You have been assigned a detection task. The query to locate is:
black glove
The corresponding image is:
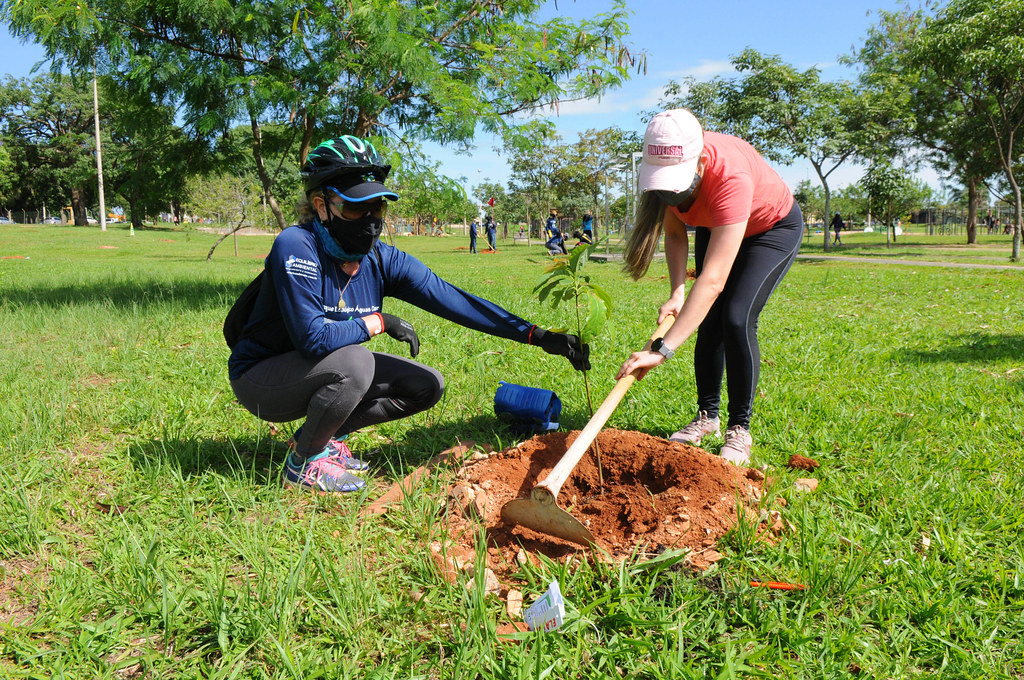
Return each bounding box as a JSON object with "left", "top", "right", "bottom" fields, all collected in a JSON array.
[
  {"left": 380, "top": 313, "right": 420, "bottom": 358},
  {"left": 530, "top": 327, "right": 591, "bottom": 371}
]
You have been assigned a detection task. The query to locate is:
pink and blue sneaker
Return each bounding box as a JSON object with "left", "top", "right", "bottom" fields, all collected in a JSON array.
[
  {"left": 283, "top": 449, "right": 366, "bottom": 493},
  {"left": 287, "top": 434, "right": 369, "bottom": 471}
]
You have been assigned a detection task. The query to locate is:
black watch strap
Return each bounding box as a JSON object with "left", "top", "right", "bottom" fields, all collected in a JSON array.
[{"left": 651, "top": 337, "right": 675, "bottom": 361}]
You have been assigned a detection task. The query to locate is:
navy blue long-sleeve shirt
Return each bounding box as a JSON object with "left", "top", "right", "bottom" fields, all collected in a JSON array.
[
  {"left": 545, "top": 216, "right": 561, "bottom": 240},
  {"left": 228, "top": 223, "right": 534, "bottom": 380}
]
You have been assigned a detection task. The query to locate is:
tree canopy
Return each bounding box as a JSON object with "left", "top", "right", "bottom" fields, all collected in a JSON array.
[{"left": 2, "top": 0, "right": 643, "bottom": 230}]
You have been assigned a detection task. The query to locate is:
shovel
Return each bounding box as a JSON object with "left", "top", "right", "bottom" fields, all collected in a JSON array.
[{"left": 499, "top": 316, "right": 676, "bottom": 547}]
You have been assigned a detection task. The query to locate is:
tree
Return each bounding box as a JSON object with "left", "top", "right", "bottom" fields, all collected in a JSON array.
[
  {"left": 102, "top": 83, "right": 208, "bottom": 230},
  {"left": 856, "top": 7, "right": 992, "bottom": 245},
  {"left": 0, "top": 142, "right": 15, "bottom": 215},
  {"left": 793, "top": 180, "right": 824, "bottom": 228},
  {"left": 861, "top": 161, "right": 913, "bottom": 245},
  {"left": 857, "top": 1, "right": 1024, "bottom": 258},
  {"left": 184, "top": 173, "right": 265, "bottom": 259},
  {"left": 506, "top": 128, "right": 563, "bottom": 237},
  {"left": 4, "top": 0, "right": 641, "bottom": 232},
  {"left": 0, "top": 74, "right": 99, "bottom": 223},
  {"left": 908, "top": 0, "right": 1024, "bottom": 261},
  {"left": 390, "top": 154, "right": 473, "bottom": 235},
  {"left": 563, "top": 127, "right": 637, "bottom": 235}
]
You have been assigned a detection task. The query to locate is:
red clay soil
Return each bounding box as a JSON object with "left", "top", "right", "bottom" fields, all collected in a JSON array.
[
  {"left": 441, "top": 429, "right": 765, "bottom": 581},
  {"left": 787, "top": 453, "right": 820, "bottom": 471}
]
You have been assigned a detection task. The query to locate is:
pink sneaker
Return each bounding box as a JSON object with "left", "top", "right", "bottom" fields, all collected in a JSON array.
[
  {"left": 720, "top": 426, "right": 752, "bottom": 466},
  {"left": 669, "top": 411, "right": 720, "bottom": 445}
]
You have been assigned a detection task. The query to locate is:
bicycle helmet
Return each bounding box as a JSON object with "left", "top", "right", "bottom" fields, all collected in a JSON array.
[{"left": 300, "top": 135, "right": 396, "bottom": 198}]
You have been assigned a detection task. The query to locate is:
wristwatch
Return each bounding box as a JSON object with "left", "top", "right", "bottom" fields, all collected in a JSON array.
[{"left": 650, "top": 337, "right": 675, "bottom": 361}]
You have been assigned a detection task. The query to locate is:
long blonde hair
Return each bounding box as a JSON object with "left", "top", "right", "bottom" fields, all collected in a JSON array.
[{"left": 622, "top": 192, "right": 666, "bottom": 280}]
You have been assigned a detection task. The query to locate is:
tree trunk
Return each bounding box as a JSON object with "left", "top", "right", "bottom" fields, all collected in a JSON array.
[
  {"left": 298, "top": 109, "right": 317, "bottom": 168},
  {"left": 812, "top": 163, "right": 831, "bottom": 253},
  {"left": 70, "top": 186, "right": 89, "bottom": 226},
  {"left": 128, "top": 160, "right": 145, "bottom": 231},
  {"left": 1010, "top": 173, "right": 1022, "bottom": 262},
  {"left": 966, "top": 177, "right": 978, "bottom": 244},
  {"left": 126, "top": 195, "right": 141, "bottom": 230},
  {"left": 248, "top": 115, "right": 287, "bottom": 231},
  {"left": 822, "top": 188, "right": 832, "bottom": 254}
]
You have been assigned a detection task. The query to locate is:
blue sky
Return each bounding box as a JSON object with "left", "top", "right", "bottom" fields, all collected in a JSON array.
[{"left": 2, "top": 0, "right": 936, "bottom": 197}]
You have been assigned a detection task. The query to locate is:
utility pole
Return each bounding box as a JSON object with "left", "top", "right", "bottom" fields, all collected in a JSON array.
[
  {"left": 92, "top": 60, "right": 107, "bottom": 233},
  {"left": 604, "top": 173, "right": 610, "bottom": 256}
]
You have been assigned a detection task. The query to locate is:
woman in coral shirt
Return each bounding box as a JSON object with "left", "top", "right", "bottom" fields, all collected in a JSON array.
[{"left": 617, "top": 109, "right": 804, "bottom": 466}]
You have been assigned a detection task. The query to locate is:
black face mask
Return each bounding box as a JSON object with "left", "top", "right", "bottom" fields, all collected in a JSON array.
[{"left": 323, "top": 212, "right": 383, "bottom": 261}]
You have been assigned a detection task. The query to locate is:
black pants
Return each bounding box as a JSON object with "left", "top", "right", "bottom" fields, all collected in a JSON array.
[
  {"left": 692, "top": 201, "right": 803, "bottom": 429},
  {"left": 230, "top": 345, "right": 444, "bottom": 459}
]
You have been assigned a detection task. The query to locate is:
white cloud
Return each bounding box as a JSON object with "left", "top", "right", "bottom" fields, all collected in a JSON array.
[{"left": 666, "top": 59, "right": 737, "bottom": 80}]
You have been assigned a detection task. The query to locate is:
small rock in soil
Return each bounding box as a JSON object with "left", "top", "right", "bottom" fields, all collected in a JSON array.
[
  {"left": 794, "top": 478, "right": 819, "bottom": 493},
  {"left": 506, "top": 589, "right": 523, "bottom": 618}
]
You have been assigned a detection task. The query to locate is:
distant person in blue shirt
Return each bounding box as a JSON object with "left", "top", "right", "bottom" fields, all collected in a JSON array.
[
  {"left": 469, "top": 219, "right": 479, "bottom": 254},
  {"left": 484, "top": 214, "right": 497, "bottom": 251},
  {"left": 228, "top": 136, "right": 590, "bottom": 493},
  {"left": 581, "top": 210, "right": 594, "bottom": 244},
  {"left": 545, "top": 209, "right": 567, "bottom": 255}
]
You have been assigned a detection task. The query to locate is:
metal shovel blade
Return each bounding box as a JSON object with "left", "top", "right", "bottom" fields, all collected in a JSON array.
[{"left": 499, "top": 486, "right": 596, "bottom": 547}]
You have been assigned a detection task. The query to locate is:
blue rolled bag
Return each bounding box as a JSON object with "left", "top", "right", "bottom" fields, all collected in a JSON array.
[{"left": 493, "top": 381, "right": 561, "bottom": 433}]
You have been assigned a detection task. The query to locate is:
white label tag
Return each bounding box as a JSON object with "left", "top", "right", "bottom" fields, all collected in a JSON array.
[{"left": 523, "top": 580, "right": 565, "bottom": 632}]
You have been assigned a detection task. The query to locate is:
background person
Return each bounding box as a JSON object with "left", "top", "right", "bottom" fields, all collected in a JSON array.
[
  {"left": 830, "top": 211, "right": 845, "bottom": 245},
  {"left": 228, "top": 135, "right": 590, "bottom": 493},
  {"left": 545, "top": 209, "right": 567, "bottom": 254},
  {"left": 581, "top": 210, "right": 595, "bottom": 244},
  {"left": 469, "top": 218, "right": 479, "bottom": 254},
  {"left": 484, "top": 214, "right": 497, "bottom": 251},
  {"left": 616, "top": 109, "right": 803, "bottom": 466}
]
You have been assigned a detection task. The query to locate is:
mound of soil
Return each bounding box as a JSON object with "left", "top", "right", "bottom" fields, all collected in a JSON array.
[{"left": 440, "top": 429, "right": 765, "bottom": 581}]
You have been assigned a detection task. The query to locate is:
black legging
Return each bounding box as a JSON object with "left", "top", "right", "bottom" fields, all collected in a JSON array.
[
  {"left": 230, "top": 345, "right": 444, "bottom": 459},
  {"left": 692, "top": 201, "right": 803, "bottom": 429}
]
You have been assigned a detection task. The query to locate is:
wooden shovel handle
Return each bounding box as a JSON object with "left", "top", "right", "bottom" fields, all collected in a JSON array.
[{"left": 535, "top": 315, "right": 677, "bottom": 499}]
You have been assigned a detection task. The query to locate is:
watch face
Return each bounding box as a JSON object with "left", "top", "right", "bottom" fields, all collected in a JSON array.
[{"left": 652, "top": 338, "right": 664, "bottom": 351}]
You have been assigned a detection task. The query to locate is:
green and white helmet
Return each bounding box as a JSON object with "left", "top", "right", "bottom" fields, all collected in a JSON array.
[{"left": 300, "top": 135, "right": 393, "bottom": 194}]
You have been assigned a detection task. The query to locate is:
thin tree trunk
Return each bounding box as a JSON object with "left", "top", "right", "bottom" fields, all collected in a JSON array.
[
  {"left": 814, "top": 163, "right": 831, "bottom": 254},
  {"left": 298, "top": 110, "right": 317, "bottom": 169},
  {"left": 1010, "top": 173, "right": 1022, "bottom": 262},
  {"left": 966, "top": 177, "right": 978, "bottom": 244},
  {"left": 248, "top": 115, "right": 287, "bottom": 231}
]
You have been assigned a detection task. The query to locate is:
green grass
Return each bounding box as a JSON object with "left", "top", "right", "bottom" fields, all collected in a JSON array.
[{"left": 1, "top": 224, "right": 1023, "bottom": 678}]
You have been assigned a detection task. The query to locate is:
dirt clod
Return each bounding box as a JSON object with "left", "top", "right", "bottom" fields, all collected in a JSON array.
[{"left": 788, "top": 454, "right": 820, "bottom": 471}]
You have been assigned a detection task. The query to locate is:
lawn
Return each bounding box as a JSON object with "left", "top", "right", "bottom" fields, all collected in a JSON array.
[{"left": 1, "top": 224, "right": 1022, "bottom": 678}]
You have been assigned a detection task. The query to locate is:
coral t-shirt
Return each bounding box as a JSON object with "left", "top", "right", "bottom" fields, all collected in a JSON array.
[{"left": 670, "top": 132, "right": 794, "bottom": 237}]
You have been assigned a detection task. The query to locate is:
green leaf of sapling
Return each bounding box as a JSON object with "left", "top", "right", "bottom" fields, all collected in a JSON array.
[
  {"left": 589, "top": 284, "right": 614, "bottom": 313},
  {"left": 582, "top": 296, "right": 608, "bottom": 343}
]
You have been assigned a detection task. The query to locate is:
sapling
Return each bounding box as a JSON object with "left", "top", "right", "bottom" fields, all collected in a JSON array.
[{"left": 533, "top": 241, "right": 612, "bottom": 485}]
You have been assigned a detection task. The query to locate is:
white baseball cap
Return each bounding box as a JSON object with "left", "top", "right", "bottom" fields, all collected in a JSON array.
[{"left": 637, "top": 109, "right": 704, "bottom": 193}]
